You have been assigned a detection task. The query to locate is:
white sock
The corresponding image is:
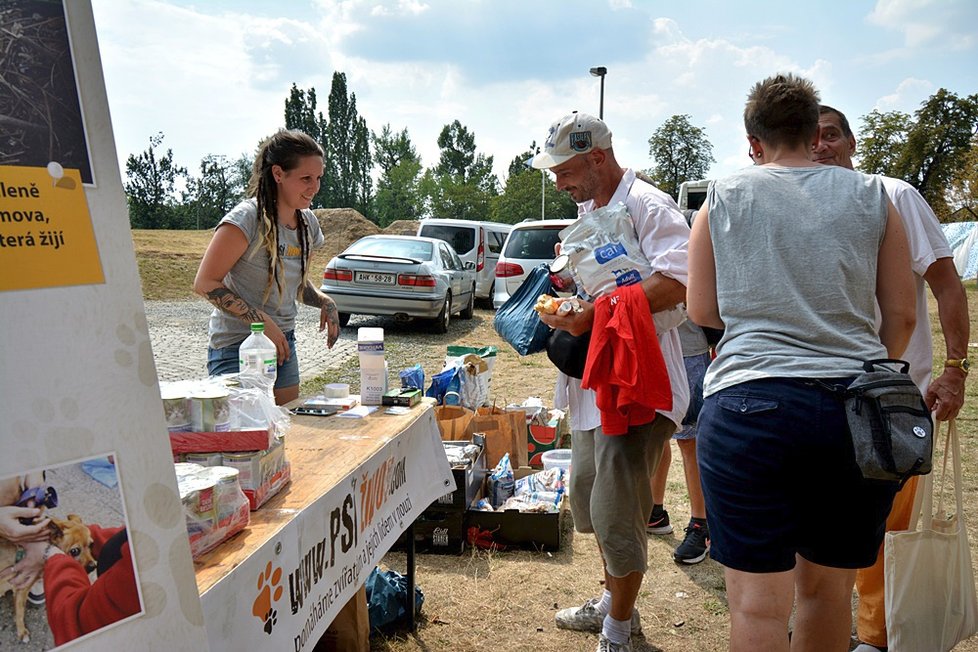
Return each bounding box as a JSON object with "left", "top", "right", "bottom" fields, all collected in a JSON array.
[
  {"left": 602, "top": 614, "right": 631, "bottom": 644},
  {"left": 595, "top": 589, "right": 613, "bottom": 615}
]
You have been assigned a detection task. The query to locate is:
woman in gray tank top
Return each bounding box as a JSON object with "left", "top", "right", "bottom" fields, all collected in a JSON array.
[{"left": 686, "top": 74, "right": 916, "bottom": 651}]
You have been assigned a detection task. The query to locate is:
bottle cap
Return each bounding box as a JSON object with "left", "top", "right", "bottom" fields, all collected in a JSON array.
[{"left": 250, "top": 323, "right": 264, "bottom": 332}]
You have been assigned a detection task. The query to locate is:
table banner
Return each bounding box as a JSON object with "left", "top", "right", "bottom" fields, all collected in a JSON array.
[{"left": 201, "top": 409, "right": 453, "bottom": 651}]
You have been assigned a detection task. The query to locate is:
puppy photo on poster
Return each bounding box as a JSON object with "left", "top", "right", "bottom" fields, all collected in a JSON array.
[{"left": 0, "top": 454, "right": 144, "bottom": 649}]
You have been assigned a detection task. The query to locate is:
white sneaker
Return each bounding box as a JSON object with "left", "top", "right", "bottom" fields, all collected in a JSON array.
[
  {"left": 852, "top": 644, "right": 886, "bottom": 652},
  {"left": 554, "top": 598, "right": 641, "bottom": 635}
]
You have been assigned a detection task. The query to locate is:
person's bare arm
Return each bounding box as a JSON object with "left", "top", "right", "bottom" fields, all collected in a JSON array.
[
  {"left": 686, "top": 205, "right": 722, "bottom": 329},
  {"left": 922, "top": 257, "right": 969, "bottom": 420},
  {"left": 876, "top": 199, "right": 916, "bottom": 358},
  {"left": 193, "top": 224, "right": 289, "bottom": 362},
  {"left": 640, "top": 273, "right": 686, "bottom": 314},
  {"left": 301, "top": 280, "right": 341, "bottom": 348}
]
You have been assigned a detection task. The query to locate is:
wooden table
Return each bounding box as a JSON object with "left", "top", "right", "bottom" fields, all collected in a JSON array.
[{"left": 194, "top": 398, "right": 452, "bottom": 651}]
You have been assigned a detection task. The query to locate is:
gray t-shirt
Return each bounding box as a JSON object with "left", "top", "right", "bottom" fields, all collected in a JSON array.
[
  {"left": 208, "top": 199, "right": 324, "bottom": 349},
  {"left": 703, "top": 165, "right": 889, "bottom": 396},
  {"left": 678, "top": 319, "right": 710, "bottom": 357}
]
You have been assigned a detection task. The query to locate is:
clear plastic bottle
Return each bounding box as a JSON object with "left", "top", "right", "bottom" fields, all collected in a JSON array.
[{"left": 238, "top": 322, "right": 277, "bottom": 395}]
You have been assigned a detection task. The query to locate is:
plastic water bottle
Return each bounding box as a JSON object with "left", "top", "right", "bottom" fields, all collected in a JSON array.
[{"left": 238, "top": 322, "right": 276, "bottom": 396}]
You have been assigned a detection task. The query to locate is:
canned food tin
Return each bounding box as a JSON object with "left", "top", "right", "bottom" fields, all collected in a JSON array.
[
  {"left": 549, "top": 254, "right": 577, "bottom": 293},
  {"left": 178, "top": 476, "right": 217, "bottom": 534},
  {"left": 190, "top": 386, "right": 231, "bottom": 432},
  {"left": 173, "top": 462, "right": 203, "bottom": 481},
  {"left": 184, "top": 452, "right": 223, "bottom": 467},
  {"left": 209, "top": 466, "right": 242, "bottom": 522},
  {"left": 160, "top": 386, "right": 192, "bottom": 432},
  {"left": 222, "top": 451, "right": 262, "bottom": 490}
]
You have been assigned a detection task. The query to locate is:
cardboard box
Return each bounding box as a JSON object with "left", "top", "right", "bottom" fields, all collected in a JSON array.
[
  {"left": 466, "top": 467, "right": 566, "bottom": 551},
  {"left": 394, "top": 506, "right": 466, "bottom": 554},
  {"left": 434, "top": 440, "right": 486, "bottom": 509},
  {"left": 169, "top": 428, "right": 273, "bottom": 455}
]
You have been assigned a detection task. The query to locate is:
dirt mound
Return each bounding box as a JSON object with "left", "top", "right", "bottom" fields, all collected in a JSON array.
[
  {"left": 312, "top": 208, "right": 380, "bottom": 263},
  {"left": 383, "top": 219, "right": 420, "bottom": 235}
]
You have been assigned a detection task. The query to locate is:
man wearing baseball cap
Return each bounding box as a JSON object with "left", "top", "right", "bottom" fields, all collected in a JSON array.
[{"left": 534, "top": 112, "right": 691, "bottom": 652}]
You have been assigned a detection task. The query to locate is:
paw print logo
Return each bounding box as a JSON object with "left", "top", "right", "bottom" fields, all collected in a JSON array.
[{"left": 252, "top": 561, "right": 284, "bottom": 635}]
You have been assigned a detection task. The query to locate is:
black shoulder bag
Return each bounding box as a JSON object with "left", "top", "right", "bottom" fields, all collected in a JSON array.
[{"left": 844, "top": 359, "right": 933, "bottom": 484}]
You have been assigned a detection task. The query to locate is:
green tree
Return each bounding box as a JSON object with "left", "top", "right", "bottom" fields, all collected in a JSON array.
[
  {"left": 855, "top": 109, "right": 912, "bottom": 175},
  {"left": 421, "top": 120, "right": 498, "bottom": 221},
  {"left": 858, "top": 90, "right": 978, "bottom": 219},
  {"left": 124, "top": 132, "right": 187, "bottom": 229},
  {"left": 490, "top": 146, "right": 576, "bottom": 223},
  {"left": 325, "top": 72, "right": 372, "bottom": 213},
  {"left": 947, "top": 135, "right": 978, "bottom": 219},
  {"left": 646, "top": 114, "right": 715, "bottom": 200},
  {"left": 372, "top": 125, "right": 422, "bottom": 226},
  {"left": 284, "top": 84, "right": 329, "bottom": 207},
  {"left": 182, "top": 155, "right": 245, "bottom": 229}
]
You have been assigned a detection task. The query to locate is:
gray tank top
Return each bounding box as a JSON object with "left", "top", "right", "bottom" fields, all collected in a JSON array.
[
  {"left": 703, "top": 165, "right": 889, "bottom": 396},
  {"left": 207, "top": 199, "right": 324, "bottom": 349}
]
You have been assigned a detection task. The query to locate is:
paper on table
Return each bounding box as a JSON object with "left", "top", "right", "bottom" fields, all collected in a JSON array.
[{"left": 337, "top": 405, "right": 378, "bottom": 418}]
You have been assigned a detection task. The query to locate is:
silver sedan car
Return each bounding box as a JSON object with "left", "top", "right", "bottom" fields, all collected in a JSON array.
[{"left": 321, "top": 235, "right": 476, "bottom": 333}]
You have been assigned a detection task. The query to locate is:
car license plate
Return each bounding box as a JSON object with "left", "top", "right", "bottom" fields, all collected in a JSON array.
[{"left": 355, "top": 271, "right": 395, "bottom": 285}]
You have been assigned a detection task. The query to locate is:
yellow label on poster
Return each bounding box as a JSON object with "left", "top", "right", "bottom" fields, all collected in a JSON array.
[{"left": 0, "top": 165, "right": 104, "bottom": 292}]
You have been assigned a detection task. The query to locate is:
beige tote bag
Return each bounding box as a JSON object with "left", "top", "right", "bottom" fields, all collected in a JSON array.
[{"left": 885, "top": 419, "right": 978, "bottom": 651}]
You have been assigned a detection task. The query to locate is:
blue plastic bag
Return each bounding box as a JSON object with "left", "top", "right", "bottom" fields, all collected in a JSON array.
[
  {"left": 425, "top": 365, "right": 461, "bottom": 404},
  {"left": 493, "top": 264, "right": 553, "bottom": 356},
  {"left": 364, "top": 567, "right": 424, "bottom": 634},
  {"left": 399, "top": 364, "right": 425, "bottom": 390}
]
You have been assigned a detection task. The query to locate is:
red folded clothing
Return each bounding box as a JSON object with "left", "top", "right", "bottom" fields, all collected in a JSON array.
[{"left": 582, "top": 283, "right": 672, "bottom": 435}]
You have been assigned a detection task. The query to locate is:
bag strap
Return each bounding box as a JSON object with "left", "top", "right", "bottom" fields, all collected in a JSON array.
[
  {"left": 919, "top": 418, "right": 964, "bottom": 531},
  {"left": 862, "top": 358, "right": 911, "bottom": 374}
]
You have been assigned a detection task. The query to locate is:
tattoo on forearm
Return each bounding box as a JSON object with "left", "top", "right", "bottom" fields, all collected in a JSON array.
[
  {"left": 206, "top": 287, "right": 263, "bottom": 324},
  {"left": 302, "top": 282, "right": 324, "bottom": 308}
]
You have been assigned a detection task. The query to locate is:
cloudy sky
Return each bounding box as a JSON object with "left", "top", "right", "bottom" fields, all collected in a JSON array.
[{"left": 89, "top": 0, "right": 977, "bottom": 191}]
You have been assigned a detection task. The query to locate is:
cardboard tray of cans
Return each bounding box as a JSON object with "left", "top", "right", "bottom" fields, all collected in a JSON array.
[
  {"left": 169, "top": 428, "right": 274, "bottom": 455},
  {"left": 221, "top": 436, "right": 291, "bottom": 510}
]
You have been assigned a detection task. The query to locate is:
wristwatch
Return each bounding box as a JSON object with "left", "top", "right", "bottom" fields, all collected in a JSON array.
[{"left": 945, "top": 358, "right": 970, "bottom": 374}]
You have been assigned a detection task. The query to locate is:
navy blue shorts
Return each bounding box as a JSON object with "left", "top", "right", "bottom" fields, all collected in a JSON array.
[
  {"left": 697, "top": 377, "right": 898, "bottom": 573},
  {"left": 207, "top": 330, "right": 299, "bottom": 389}
]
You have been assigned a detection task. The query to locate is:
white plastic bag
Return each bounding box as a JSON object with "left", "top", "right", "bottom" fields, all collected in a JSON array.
[
  {"left": 885, "top": 419, "right": 978, "bottom": 652},
  {"left": 559, "top": 202, "right": 650, "bottom": 297},
  {"left": 559, "top": 201, "right": 686, "bottom": 332}
]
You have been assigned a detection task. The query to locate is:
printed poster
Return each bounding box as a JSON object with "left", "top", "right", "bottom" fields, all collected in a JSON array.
[{"left": 0, "top": 2, "right": 209, "bottom": 650}]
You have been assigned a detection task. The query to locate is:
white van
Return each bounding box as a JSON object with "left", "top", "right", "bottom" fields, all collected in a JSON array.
[
  {"left": 678, "top": 179, "right": 711, "bottom": 211},
  {"left": 417, "top": 219, "right": 512, "bottom": 300}
]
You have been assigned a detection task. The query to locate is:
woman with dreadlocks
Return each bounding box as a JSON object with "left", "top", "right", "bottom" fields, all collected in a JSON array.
[{"left": 194, "top": 129, "right": 340, "bottom": 406}]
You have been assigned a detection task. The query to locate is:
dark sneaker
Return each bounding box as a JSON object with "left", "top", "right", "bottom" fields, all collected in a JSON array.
[
  {"left": 646, "top": 509, "right": 673, "bottom": 535},
  {"left": 673, "top": 521, "right": 710, "bottom": 564},
  {"left": 555, "top": 598, "right": 641, "bottom": 635},
  {"left": 596, "top": 633, "right": 632, "bottom": 652}
]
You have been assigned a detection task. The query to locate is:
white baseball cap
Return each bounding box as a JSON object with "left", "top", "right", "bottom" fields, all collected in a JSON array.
[{"left": 530, "top": 112, "right": 613, "bottom": 169}]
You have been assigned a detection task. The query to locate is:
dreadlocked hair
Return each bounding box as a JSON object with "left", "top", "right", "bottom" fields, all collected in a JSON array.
[{"left": 246, "top": 129, "right": 324, "bottom": 305}]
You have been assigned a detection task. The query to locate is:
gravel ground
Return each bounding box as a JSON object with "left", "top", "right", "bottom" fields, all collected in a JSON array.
[{"left": 145, "top": 299, "right": 359, "bottom": 382}]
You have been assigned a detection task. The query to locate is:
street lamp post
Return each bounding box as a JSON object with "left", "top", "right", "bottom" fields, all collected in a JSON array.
[{"left": 589, "top": 66, "right": 607, "bottom": 119}]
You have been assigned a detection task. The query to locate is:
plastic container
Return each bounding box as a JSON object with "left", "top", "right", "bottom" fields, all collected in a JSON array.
[
  {"left": 541, "top": 449, "right": 572, "bottom": 474},
  {"left": 238, "top": 323, "right": 276, "bottom": 395}
]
